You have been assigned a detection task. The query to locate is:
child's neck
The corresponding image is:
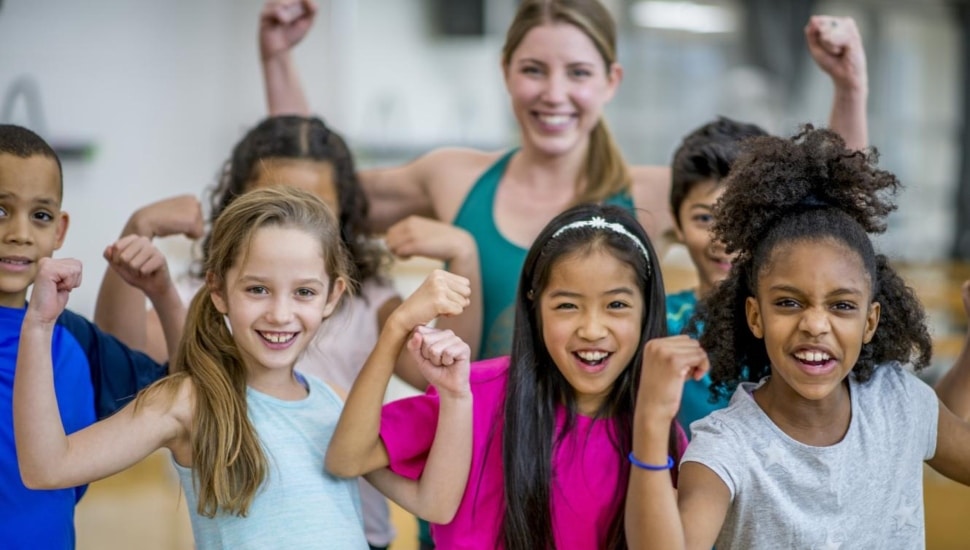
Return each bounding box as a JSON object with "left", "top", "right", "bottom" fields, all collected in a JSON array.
[
  {"left": 752, "top": 378, "right": 852, "bottom": 447},
  {"left": 246, "top": 367, "right": 308, "bottom": 401},
  {"left": 0, "top": 291, "right": 28, "bottom": 309}
]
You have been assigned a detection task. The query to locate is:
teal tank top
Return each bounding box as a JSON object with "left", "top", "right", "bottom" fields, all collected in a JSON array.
[
  {"left": 665, "top": 288, "right": 730, "bottom": 438},
  {"left": 453, "top": 149, "right": 635, "bottom": 359}
]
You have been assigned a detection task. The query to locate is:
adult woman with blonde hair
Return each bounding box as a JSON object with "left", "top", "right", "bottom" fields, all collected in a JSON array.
[{"left": 260, "top": 0, "right": 867, "bottom": 364}]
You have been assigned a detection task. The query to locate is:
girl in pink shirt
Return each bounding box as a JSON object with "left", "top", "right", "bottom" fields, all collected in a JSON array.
[{"left": 327, "top": 203, "right": 687, "bottom": 549}]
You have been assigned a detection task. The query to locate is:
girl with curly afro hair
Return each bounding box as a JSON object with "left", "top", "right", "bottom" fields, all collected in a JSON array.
[{"left": 626, "top": 126, "right": 970, "bottom": 549}]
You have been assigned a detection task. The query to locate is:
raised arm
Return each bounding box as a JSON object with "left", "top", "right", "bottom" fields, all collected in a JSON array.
[
  {"left": 94, "top": 194, "right": 203, "bottom": 362},
  {"left": 385, "top": 215, "right": 483, "bottom": 362},
  {"left": 260, "top": 0, "right": 317, "bottom": 116},
  {"left": 14, "top": 258, "right": 190, "bottom": 489},
  {"left": 805, "top": 15, "right": 868, "bottom": 150},
  {"left": 935, "top": 280, "right": 970, "bottom": 421},
  {"left": 104, "top": 235, "right": 186, "bottom": 366},
  {"left": 365, "top": 325, "right": 473, "bottom": 523},
  {"left": 627, "top": 335, "right": 726, "bottom": 550},
  {"left": 325, "top": 269, "right": 470, "bottom": 477}
]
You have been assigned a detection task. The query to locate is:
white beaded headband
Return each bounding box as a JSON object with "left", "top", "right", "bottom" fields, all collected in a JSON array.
[{"left": 551, "top": 216, "right": 652, "bottom": 274}]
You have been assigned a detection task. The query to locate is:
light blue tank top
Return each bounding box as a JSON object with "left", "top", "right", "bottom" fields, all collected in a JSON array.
[
  {"left": 175, "top": 374, "right": 366, "bottom": 549},
  {"left": 453, "top": 149, "right": 636, "bottom": 359}
]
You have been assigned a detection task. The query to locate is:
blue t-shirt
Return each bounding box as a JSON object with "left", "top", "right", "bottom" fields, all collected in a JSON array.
[
  {"left": 0, "top": 305, "right": 167, "bottom": 549},
  {"left": 665, "top": 289, "right": 730, "bottom": 438}
]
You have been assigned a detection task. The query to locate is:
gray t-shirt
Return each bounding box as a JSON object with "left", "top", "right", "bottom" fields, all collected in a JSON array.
[{"left": 683, "top": 363, "right": 939, "bottom": 549}]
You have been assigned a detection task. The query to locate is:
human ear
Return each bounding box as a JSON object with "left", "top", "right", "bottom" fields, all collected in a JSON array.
[
  {"left": 206, "top": 272, "right": 228, "bottom": 314},
  {"left": 745, "top": 296, "right": 764, "bottom": 339},
  {"left": 863, "top": 301, "right": 881, "bottom": 344},
  {"left": 322, "top": 277, "right": 347, "bottom": 319},
  {"left": 671, "top": 216, "right": 686, "bottom": 244},
  {"left": 53, "top": 211, "right": 70, "bottom": 250},
  {"left": 604, "top": 62, "right": 623, "bottom": 102}
]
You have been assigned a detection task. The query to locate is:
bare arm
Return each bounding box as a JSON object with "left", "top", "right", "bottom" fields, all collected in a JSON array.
[
  {"left": 144, "top": 270, "right": 186, "bottom": 365},
  {"left": 364, "top": 326, "right": 473, "bottom": 523},
  {"left": 326, "top": 270, "right": 471, "bottom": 477},
  {"left": 94, "top": 195, "right": 203, "bottom": 362},
  {"left": 259, "top": 0, "right": 317, "bottom": 116},
  {"left": 935, "top": 280, "right": 970, "bottom": 421},
  {"left": 631, "top": 165, "right": 676, "bottom": 259},
  {"left": 257, "top": 0, "right": 451, "bottom": 231},
  {"left": 385, "top": 215, "right": 483, "bottom": 360},
  {"left": 926, "top": 401, "right": 970, "bottom": 486},
  {"left": 14, "top": 258, "right": 189, "bottom": 489},
  {"left": 103, "top": 235, "right": 189, "bottom": 367},
  {"left": 805, "top": 15, "right": 868, "bottom": 150},
  {"left": 376, "top": 296, "right": 428, "bottom": 391},
  {"left": 627, "top": 336, "right": 725, "bottom": 550}
]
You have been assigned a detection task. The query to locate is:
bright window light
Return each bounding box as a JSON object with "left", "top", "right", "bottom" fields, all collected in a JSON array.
[{"left": 630, "top": 1, "right": 739, "bottom": 34}]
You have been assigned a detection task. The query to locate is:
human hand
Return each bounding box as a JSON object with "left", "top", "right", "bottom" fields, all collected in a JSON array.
[
  {"left": 407, "top": 325, "right": 471, "bottom": 398},
  {"left": 127, "top": 194, "right": 204, "bottom": 240},
  {"left": 27, "top": 258, "right": 82, "bottom": 325},
  {"left": 385, "top": 216, "right": 476, "bottom": 263},
  {"left": 103, "top": 235, "right": 174, "bottom": 300},
  {"left": 805, "top": 15, "right": 867, "bottom": 93},
  {"left": 259, "top": 0, "right": 318, "bottom": 62},
  {"left": 390, "top": 270, "right": 471, "bottom": 333},
  {"left": 637, "top": 335, "right": 709, "bottom": 423}
]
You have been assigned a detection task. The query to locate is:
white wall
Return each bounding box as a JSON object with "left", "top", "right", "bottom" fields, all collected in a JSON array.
[
  {"left": 0, "top": 0, "right": 510, "bottom": 316},
  {"left": 0, "top": 0, "right": 963, "bottom": 317},
  {"left": 1, "top": 1, "right": 251, "bottom": 315}
]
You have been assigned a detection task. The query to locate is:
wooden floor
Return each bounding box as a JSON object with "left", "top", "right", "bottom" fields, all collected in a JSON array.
[
  {"left": 74, "top": 256, "right": 970, "bottom": 548},
  {"left": 75, "top": 450, "right": 419, "bottom": 550}
]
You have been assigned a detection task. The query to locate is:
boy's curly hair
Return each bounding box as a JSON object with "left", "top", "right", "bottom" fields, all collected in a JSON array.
[{"left": 690, "top": 126, "right": 932, "bottom": 397}]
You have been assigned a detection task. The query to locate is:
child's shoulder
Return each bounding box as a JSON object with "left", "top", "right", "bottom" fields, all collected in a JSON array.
[
  {"left": 855, "top": 361, "right": 937, "bottom": 408},
  {"left": 137, "top": 374, "right": 196, "bottom": 429},
  {"left": 690, "top": 383, "right": 760, "bottom": 438},
  {"left": 857, "top": 361, "right": 923, "bottom": 391}
]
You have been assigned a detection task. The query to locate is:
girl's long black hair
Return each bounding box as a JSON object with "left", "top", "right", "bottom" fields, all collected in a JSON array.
[{"left": 501, "top": 203, "right": 674, "bottom": 550}]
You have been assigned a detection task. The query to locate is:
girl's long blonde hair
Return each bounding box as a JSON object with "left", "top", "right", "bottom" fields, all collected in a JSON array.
[
  {"left": 153, "top": 186, "right": 351, "bottom": 517},
  {"left": 502, "top": 0, "right": 631, "bottom": 204}
]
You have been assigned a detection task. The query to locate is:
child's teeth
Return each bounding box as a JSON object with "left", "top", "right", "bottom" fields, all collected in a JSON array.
[
  {"left": 261, "top": 332, "right": 294, "bottom": 343},
  {"left": 795, "top": 351, "right": 831, "bottom": 362},
  {"left": 577, "top": 351, "right": 607, "bottom": 362}
]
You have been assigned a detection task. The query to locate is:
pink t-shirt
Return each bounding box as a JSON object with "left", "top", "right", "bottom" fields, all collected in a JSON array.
[{"left": 379, "top": 356, "right": 687, "bottom": 550}]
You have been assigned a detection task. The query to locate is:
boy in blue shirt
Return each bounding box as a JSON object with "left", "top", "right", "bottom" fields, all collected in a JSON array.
[{"left": 0, "top": 124, "right": 177, "bottom": 549}]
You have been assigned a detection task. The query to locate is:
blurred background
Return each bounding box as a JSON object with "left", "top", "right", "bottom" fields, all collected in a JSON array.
[
  {"left": 2, "top": 0, "right": 970, "bottom": 548},
  {"left": 0, "top": 0, "right": 966, "bottom": 305}
]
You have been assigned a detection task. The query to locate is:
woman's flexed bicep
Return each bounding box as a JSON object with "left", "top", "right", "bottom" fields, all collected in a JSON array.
[
  {"left": 361, "top": 161, "right": 436, "bottom": 234},
  {"left": 361, "top": 147, "right": 491, "bottom": 233}
]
